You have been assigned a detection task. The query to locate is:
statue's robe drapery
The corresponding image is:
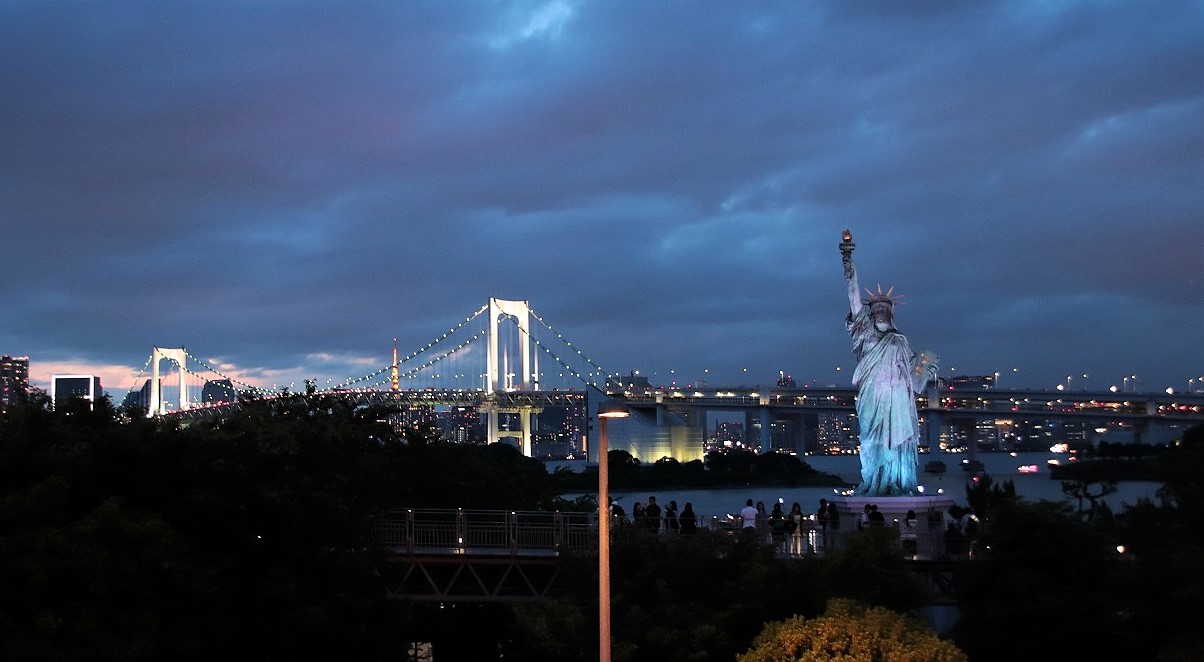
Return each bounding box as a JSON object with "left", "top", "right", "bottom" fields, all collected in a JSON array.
[{"left": 847, "top": 307, "right": 922, "bottom": 495}]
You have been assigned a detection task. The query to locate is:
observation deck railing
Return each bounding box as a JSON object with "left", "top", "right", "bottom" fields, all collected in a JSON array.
[
  {"left": 367, "top": 508, "right": 980, "bottom": 563},
  {"left": 368, "top": 508, "right": 596, "bottom": 556}
]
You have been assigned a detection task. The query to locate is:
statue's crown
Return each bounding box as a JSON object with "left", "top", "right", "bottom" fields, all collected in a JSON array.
[{"left": 862, "top": 284, "right": 900, "bottom": 307}]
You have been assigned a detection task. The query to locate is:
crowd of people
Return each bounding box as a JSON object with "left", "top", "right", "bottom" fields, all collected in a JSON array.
[
  {"left": 728, "top": 496, "right": 857, "bottom": 556},
  {"left": 609, "top": 495, "right": 700, "bottom": 535},
  {"left": 610, "top": 494, "right": 850, "bottom": 557},
  {"left": 609, "top": 494, "right": 980, "bottom": 560}
]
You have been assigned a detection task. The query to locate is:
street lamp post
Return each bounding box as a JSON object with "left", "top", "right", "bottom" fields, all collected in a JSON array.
[{"left": 597, "top": 400, "right": 630, "bottom": 662}]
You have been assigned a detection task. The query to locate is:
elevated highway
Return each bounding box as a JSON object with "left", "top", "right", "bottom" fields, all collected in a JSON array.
[{"left": 617, "top": 385, "right": 1204, "bottom": 450}]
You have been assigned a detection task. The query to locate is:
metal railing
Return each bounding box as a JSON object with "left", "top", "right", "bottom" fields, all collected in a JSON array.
[
  {"left": 367, "top": 508, "right": 980, "bottom": 563},
  {"left": 368, "top": 508, "right": 596, "bottom": 556}
]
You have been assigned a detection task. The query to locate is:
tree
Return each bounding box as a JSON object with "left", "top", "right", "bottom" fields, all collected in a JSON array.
[
  {"left": 1155, "top": 423, "right": 1204, "bottom": 513},
  {"left": 737, "top": 598, "right": 966, "bottom": 661},
  {"left": 1107, "top": 422, "right": 1204, "bottom": 660},
  {"left": 963, "top": 473, "right": 1017, "bottom": 523},
  {"left": 952, "top": 499, "right": 1132, "bottom": 660},
  {"left": 0, "top": 392, "right": 574, "bottom": 661},
  {"left": 1060, "top": 477, "right": 1117, "bottom": 520}
]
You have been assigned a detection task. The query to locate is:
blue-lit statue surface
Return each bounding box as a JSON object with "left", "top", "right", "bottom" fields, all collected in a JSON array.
[{"left": 840, "top": 230, "right": 938, "bottom": 496}]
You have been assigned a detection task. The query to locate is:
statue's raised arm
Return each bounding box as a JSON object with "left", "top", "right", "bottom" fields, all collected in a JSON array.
[{"left": 840, "top": 230, "right": 861, "bottom": 318}]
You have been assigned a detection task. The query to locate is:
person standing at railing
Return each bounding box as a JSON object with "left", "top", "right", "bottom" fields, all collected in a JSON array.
[
  {"left": 901, "top": 509, "right": 919, "bottom": 558},
  {"left": 825, "top": 502, "right": 841, "bottom": 551},
  {"left": 679, "top": 503, "right": 698, "bottom": 535},
  {"left": 645, "top": 495, "right": 662, "bottom": 535},
  {"left": 769, "top": 502, "right": 788, "bottom": 552},
  {"left": 738, "top": 498, "right": 758, "bottom": 538},
  {"left": 609, "top": 499, "right": 626, "bottom": 526},
  {"left": 664, "top": 499, "right": 679, "bottom": 536},
  {"left": 755, "top": 501, "right": 769, "bottom": 542},
  {"left": 816, "top": 498, "right": 830, "bottom": 551},
  {"left": 788, "top": 502, "right": 806, "bottom": 556}
]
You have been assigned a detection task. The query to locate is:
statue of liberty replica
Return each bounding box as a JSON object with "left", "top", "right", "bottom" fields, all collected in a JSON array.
[{"left": 840, "top": 230, "right": 939, "bottom": 496}]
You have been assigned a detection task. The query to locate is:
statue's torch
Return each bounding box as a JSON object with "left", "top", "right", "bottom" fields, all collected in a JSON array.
[{"left": 840, "top": 229, "right": 856, "bottom": 263}]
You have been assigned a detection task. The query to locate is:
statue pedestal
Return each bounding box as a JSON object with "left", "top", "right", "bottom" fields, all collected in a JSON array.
[
  {"left": 827, "top": 494, "right": 956, "bottom": 559},
  {"left": 831, "top": 494, "right": 954, "bottom": 524}
]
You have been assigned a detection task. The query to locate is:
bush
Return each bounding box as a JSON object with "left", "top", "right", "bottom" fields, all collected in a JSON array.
[{"left": 738, "top": 598, "right": 966, "bottom": 661}]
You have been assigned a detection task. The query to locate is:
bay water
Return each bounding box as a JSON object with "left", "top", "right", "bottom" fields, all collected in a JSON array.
[{"left": 586, "top": 451, "right": 1162, "bottom": 525}]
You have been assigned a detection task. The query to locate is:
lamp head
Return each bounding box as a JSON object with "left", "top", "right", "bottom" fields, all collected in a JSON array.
[{"left": 598, "top": 400, "right": 630, "bottom": 418}]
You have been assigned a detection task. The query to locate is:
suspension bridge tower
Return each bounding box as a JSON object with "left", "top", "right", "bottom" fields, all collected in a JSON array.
[
  {"left": 481, "top": 298, "right": 542, "bottom": 455},
  {"left": 147, "top": 346, "right": 189, "bottom": 417}
]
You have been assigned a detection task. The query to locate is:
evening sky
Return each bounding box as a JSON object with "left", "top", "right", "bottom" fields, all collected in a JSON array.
[{"left": 3, "top": 1, "right": 1202, "bottom": 396}]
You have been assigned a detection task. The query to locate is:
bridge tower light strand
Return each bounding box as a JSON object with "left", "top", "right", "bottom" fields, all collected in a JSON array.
[
  {"left": 181, "top": 349, "right": 271, "bottom": 396},
  {"left": 125, "top": 354, "right": 155, "bottom": 399},
  {"left": 505, "top": 319, "right": 600, "bottom": 391},
  {"left": 331, "top": 305, "right": 488, "bottom": 391},
  {"left": 526, "top": 306, "right": 612, "bottom": 391}
]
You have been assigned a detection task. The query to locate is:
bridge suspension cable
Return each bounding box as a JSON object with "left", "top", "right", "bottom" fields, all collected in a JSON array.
[
  {"left": 350, "top": 331, "right": 487, "bottom": 390},
  {"left": 125, "top": 354, "right": 155, "bottom": 397},
  {"left": 332, "top": 304, "right": 490, "bottom": 390},
  {"left": 136, "top": 300, "right": 615, "bottom": 402},
  {"left": 525, "top": 306, "right": 613, "bottom": 391},
  {"left": 182, "top": 348, "right": 271, "bottom": 395}
]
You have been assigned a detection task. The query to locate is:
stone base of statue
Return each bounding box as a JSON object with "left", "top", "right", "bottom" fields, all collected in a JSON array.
[{"left": 827, "top": 494, "right": 956, "bottom": 560}]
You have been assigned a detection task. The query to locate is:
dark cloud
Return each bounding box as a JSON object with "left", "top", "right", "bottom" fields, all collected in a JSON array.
[{"left": 2, "top": 0, "right": 1202, "bottom": 395}]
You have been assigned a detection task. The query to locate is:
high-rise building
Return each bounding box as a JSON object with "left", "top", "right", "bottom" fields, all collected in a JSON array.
[
  {"left": 1, "top": 355, "right": 30, "bottom": 408},
  {"left": 122, "top": 379, "right": 152, "bottom": 414},
  {"left": 51, "top": 374, "right": 103, "bottom": 410},
  {"left": 201, "top": 379, "right": 237, "bottom": 405}
]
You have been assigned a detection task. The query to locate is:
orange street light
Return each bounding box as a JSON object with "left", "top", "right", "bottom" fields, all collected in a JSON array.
[{"left": 597, "top": 399, "right": 630, "bottom": 662}]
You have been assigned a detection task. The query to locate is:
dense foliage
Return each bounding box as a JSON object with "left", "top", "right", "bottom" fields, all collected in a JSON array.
[
  {"left": 0, "top": 393, "right": 565, "bottom": 661},
  {"left": 3, "top": 394, "right": 1200, "bottom": 661},
  {"left": 738, "top": 598, "right": 966, "bottom": 662},
  {"left": 501, "top": 523, "right": 935, "bottom": 661},
  {"left": 951, "top": 423, "right": 1204, "bottom": 661}
]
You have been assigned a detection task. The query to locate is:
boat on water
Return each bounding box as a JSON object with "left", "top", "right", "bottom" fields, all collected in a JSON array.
[
  {"left": 961, "top": 459, "right": 985, "bottom": 473},
  {"left": 923, "top": 460, "right": 947, "bottom": 474}
]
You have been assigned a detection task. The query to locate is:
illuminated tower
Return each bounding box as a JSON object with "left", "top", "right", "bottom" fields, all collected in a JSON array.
[
  {"left": 391, "top": 338, "right": 399, "bottom": 391},
  {"left": 481, "top": 298, "right": 541, "bottom": 455}
]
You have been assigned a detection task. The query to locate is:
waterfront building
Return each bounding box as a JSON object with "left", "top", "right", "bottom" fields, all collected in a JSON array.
[
  {"left": 51, "top": 374, "right": 103, "bottom": 410},
  {"left": 1, "top": 354, "right": 30, "bottom": 408}
]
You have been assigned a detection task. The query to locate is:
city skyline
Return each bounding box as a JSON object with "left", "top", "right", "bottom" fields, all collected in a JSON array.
[{"left": 3, "top": 2, "right": 1202, "bottom": 397}]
